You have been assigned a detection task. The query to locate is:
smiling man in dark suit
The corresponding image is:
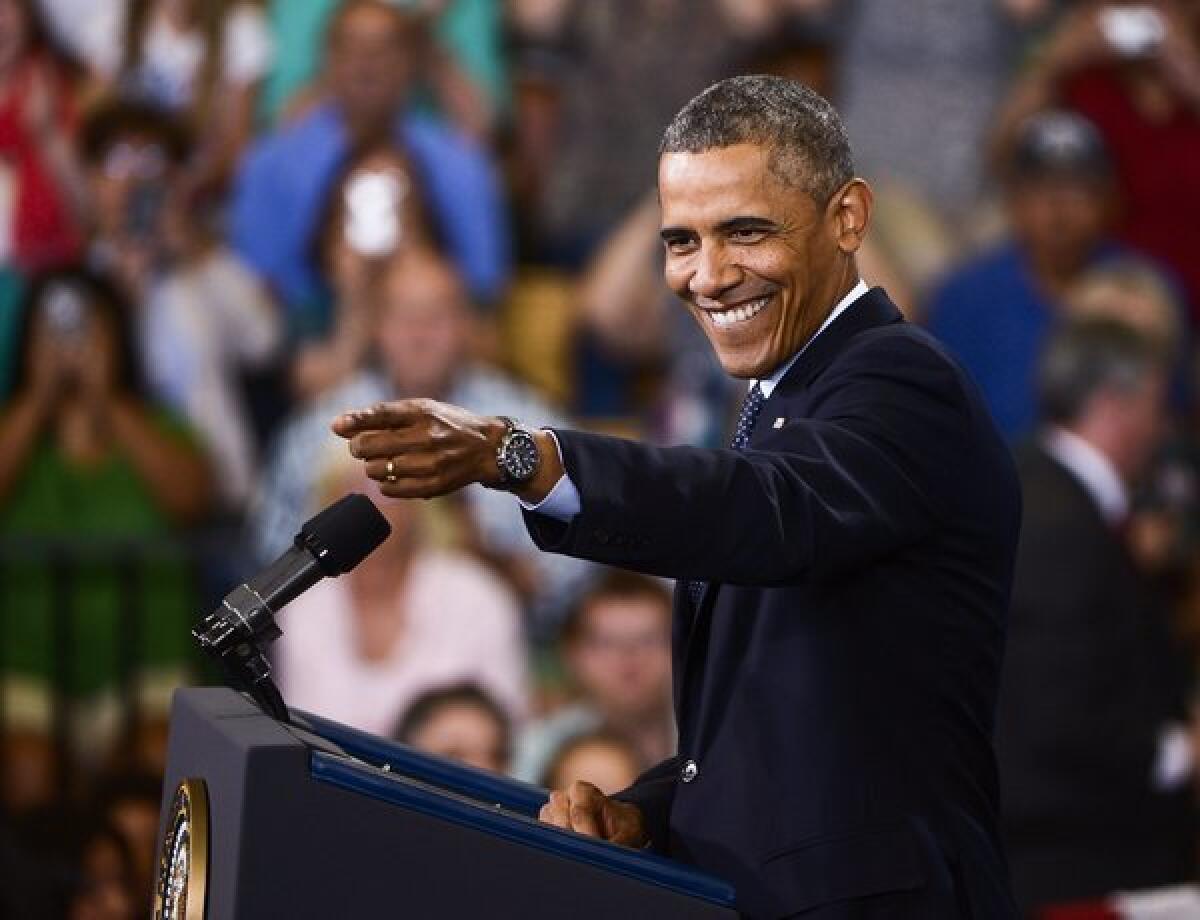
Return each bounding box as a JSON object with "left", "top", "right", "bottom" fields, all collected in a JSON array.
[{"left": 333, "top": 76, "right": 1021, "bottom": 919}]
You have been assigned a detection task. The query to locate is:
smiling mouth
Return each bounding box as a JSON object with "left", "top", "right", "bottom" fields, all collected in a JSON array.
[{"left": 704, "top": 295, "right": 772, "bottom": 329}]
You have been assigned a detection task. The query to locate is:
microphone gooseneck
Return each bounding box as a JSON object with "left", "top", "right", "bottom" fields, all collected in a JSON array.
[{"left": 192, "top": 493, "right": 391, "bottom": 720}]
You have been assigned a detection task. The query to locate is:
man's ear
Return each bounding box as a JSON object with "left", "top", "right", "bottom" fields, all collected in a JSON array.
[{"left": 827, "top": 178, "right": 873, "bottom": 255}]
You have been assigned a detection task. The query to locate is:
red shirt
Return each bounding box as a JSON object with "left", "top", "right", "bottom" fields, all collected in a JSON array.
[
  {"left": 1065, "top": 67, "right": 1200, "bottom": 320},
  {"left": 0, "top": 57, "right": 81, "bottom": 272}
]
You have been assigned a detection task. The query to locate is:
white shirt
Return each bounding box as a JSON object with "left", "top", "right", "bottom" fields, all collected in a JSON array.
[
  {"left": 276, "top": 550, "right": 529, "bottom": 736},
  {"left": 1041, "top": 426, "right": 1128, "bottom": 526},
  {"left": 525, "top": 280, "right": 870, "bottom": 521}
]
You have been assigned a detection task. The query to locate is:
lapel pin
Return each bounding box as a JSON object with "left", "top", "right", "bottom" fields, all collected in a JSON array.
[{"left": 773, "top": 417, "right": 786, "bottom": 429}]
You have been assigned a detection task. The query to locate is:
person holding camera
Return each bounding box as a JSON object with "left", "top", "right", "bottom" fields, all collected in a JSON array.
[
  {"left": 288, "top": 141, "right": 435, "bottom": 403},
  {"left": 992, "top": 1, "right": 1200, "bottom": 319},
  {"left": 0, "top": 267, "right": 212, "bottom": 757},
  {"left": 78, "top": 99, "right": 281, "bottom": 511}
]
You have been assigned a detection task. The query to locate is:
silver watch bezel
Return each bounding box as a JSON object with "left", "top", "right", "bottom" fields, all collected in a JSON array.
[{"left": 496, "top": 420, "right": 540, "bottom": 484}]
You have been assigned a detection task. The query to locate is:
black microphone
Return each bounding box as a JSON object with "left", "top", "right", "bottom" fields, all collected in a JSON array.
[{"left": 193, "top": 493, "right": 391, "bottom": 714}]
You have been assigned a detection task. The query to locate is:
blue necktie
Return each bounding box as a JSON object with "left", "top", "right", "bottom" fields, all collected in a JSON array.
[{"left": 687, "top": 383, "right": 766, "bottom": 607}]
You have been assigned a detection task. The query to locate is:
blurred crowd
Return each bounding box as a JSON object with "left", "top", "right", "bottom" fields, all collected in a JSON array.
[{"left": 0, "top": 0, "right": 1198, "bottom": 916}]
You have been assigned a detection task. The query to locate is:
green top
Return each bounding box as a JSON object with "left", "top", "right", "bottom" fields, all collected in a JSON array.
[
  {"left": 259, "top": 0, "right": 508, "bottom": 126},
  {"left": 0, "top": 412, "right": 199, "bottom": 700}
]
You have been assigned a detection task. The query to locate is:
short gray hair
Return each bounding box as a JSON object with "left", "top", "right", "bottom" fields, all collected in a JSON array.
[
  {"left": 659, "top": 75, "right": 855, "bottom": 204},
  {"left": 1038, "top": 317, "right": 1164, "bottom": 425}
]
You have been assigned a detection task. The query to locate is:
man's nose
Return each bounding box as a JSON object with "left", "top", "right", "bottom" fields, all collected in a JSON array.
[{"left": 688, "top": 242, "right": 740, "bottom": 301}]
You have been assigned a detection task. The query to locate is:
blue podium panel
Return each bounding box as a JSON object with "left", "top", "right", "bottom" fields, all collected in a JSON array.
[
  {"left": 291, "top": 708, "right": 548, "bottom": 817},
  {"left": 157, "top": 688, "right": 738, "bottom": 919}
]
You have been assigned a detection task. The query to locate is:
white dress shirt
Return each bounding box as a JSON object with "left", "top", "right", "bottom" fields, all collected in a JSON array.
[
  {"left": 1041, "top": 427, "right": 1129, "bottom": 527},
  {"left": 523, "top": 280, "right": 871, "bottom": 522}
]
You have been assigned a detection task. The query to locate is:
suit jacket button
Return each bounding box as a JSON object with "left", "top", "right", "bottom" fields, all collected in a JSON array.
[{"left": 680, "top": 760, "right": 698, "bottom": 783}]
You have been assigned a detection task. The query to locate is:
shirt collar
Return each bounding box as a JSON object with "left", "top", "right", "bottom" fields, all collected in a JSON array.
[
  {"left": 755, "top": 279, "right": 869, "bottom": 398},
  {"left": 1042, "top": 426, "right": 1129, "bottom": 525}
]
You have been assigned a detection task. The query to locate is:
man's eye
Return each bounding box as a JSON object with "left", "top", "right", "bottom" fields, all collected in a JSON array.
[
  {"left": 729, "top": 228, "right": 766, "bottom": 243},
  {"left": 664, "top": 237, "right": 697, "bottom": 255}
]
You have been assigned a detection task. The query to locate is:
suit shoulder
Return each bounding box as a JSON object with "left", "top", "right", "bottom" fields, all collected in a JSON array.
[{"left": 829, "top": 321, "right": 981, "bottom": 409}]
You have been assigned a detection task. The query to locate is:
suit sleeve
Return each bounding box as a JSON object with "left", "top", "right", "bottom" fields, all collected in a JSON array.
[
  {"left": 612, "top": 756, "right": 683, "bottom": 853},
  {"left": 524, "top": 335, "right": 973, "bottom": 585}
]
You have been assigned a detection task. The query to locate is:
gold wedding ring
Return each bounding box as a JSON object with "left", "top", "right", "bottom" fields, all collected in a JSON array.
[{"left": 385, "top": 458, "right": 397, "bottom": 483}]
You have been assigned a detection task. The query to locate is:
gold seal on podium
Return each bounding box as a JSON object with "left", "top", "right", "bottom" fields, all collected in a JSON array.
[{"left": 154, "top": 778, "right": 210, "bottom": 920}]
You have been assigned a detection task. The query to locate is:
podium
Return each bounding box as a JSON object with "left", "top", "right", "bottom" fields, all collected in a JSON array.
[{"left": 154, "top": 688, "right": 738, "bottom": 919}]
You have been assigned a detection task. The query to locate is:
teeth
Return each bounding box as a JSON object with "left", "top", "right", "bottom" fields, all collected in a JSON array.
[{"left": 709, "top": 296, "right": 769, "bottom": 327}]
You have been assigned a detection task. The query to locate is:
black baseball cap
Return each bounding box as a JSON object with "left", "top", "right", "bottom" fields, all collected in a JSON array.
[{"left": 1010, "top": 111, "right": 1112, "bottom": 182}]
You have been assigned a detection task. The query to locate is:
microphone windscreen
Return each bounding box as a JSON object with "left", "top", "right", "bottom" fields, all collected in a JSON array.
[{"left": 298, "top": 493, "right": 392, "bottom": 575}]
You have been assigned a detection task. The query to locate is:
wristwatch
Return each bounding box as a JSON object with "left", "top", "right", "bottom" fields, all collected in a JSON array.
[{"left": 495, "top": 417, "right": 540, "bottom": 485}]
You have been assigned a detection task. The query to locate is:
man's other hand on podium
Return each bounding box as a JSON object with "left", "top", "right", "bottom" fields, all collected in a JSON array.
[{"left": 539, "top": 781, "right": 648, "bottom": 848}]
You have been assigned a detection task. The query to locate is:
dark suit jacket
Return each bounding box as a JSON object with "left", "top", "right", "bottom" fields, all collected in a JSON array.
[
  {"left": 525, "top": 289, "right": 1022, "bottom": 919},
  {"left": 996, "top": 444, "right": 1195, "bottom": 913}
]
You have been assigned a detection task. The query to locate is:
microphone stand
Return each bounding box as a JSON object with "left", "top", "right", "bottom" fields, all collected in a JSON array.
[{"left": 193, "top": 601, "right": 289, "bottom": 723}]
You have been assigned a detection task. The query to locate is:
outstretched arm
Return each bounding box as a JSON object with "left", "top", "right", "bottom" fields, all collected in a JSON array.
[{"left": 332, "top": 335, "right": 975, "bottom": 586}]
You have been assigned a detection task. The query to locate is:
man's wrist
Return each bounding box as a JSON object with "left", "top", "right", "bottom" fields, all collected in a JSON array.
[
  {"left": 478, "top": 418, "right": 564, "bottom": 502},
  {"left": 505, "top": 429, "right": 564, "bottom": 504}
]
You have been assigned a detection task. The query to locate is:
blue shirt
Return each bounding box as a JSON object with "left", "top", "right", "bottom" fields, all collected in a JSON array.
[
  {"left": 230, "top": 104, "right": 510, "bottom": 323},
  {"left": 926, "top": 241, "right": 1120, "bottom": 441}
]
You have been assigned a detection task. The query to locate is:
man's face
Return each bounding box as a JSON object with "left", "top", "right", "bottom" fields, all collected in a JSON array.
[
  {"left": 327, "top": 5, "right": 414, "bottom": 125},
  {"left": 1009, "top": 177, "right": 1110, "bottom": 274},
  {"left": 377, "top": 260, "right": 468, "bottom": 398},
  {"left": 567, "top": 596, "right": 671, "bottom": 721},
  {"left": 659, "top": 144, "right": 855, "bottom": 379},
  {"left": 87, "top": 136, "right": 172, "bottom": 241}
]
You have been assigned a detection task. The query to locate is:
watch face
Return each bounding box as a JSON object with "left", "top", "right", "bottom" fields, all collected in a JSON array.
[
  {"left": 503, "top": 430, "right": 540, "bottom": 482},
  {"left": 154, "top": 779, "right": 209, "bottom": 920}
]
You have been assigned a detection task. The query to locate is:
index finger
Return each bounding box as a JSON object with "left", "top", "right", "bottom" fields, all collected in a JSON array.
[{"left": 331, "top": 400, "right": 427, "bottom": 439}]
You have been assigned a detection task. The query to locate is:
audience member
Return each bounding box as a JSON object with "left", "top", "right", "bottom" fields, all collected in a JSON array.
[
  {"left": 1065, "top": 261, "right": 1200, "bottom": 648},
  {"left": 392, "top": 681, "right": 512, "bottom": 774},
  {"left": 230, "top": 0, "right": 509, "bottom": 314},
  {"left": 0, "top": 0, "right": 84, "bottom": 273},
  {"left": 512, "top": 571, "right": 673, "bottom": 784},
  {"left": 120, "top": 0, "right": 273, "bottom": 192},
  {"left": 926, "top": 111, "right": 1125, "bottom": 440},
  {"left": 993, "top": 0, "right": 1200, "bottom": 319},
  {"left": 540, "top": 729, "right": 642, "bottom": 797},
  {"left": 834, "top": 0, "right": 1052, "bottom": 297},
  {"left": 69, "top": 813, "right": 137, "bottom": 920},
  {"left": 996, "top": 317, "right": 1197, "bottom": 913},
  {"left": 92, "top": 770, "right": 162, "bottom": 910},
  {"left": 260, "top": 0, "right": 503, "bottom": 139},
  {"left": 508, "top": 0, "right": 745, "bottom": 266},
  {"left": 275, "top": 458, "right": 528, "bottom": 736},
  {"left": 0, "top": 268, "right": 210, "bottom": 758},
  {"left": 839, "top": 0, "right": 1042, "bottom": 222},
  {"left": 288, "top": 140, "right": 436, "bottom": 398},
  {"left": 79, "top": 100, "right": 282, "bottom": 510},
  {"left": 251, "top": 248, "right": 590, "bottom": 627}
]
